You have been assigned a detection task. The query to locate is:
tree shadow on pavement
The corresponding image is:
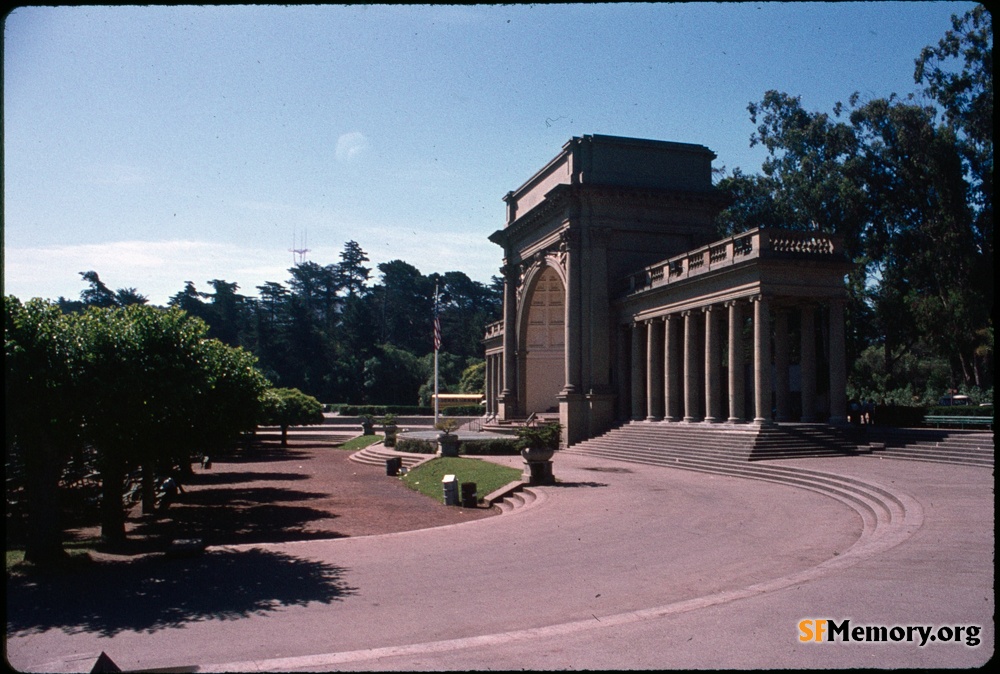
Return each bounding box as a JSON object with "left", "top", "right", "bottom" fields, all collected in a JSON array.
[
  {"left": 124, "top": 486, "right": 349, "bottom": 547},
  {"left": 6, "top": 548, "right": 357, "bottom": 637},
  {"left": 215, "top": 446, "right": 314, "bottom": 463},
  {"left": 183, "top": 471, "right": 311, "bottom": 486}
]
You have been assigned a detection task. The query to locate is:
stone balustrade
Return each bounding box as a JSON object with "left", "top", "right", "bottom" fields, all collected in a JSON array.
[{"left": 626, "top": 228, "right": 842, "bottom": 295}]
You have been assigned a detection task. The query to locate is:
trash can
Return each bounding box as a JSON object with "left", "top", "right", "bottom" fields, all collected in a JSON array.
[
  {"left": 386, "top": 457, "right": 403, "bottom": 476},
  {"left": 460, "top": 482, "right": 478, "bottom": 508}
]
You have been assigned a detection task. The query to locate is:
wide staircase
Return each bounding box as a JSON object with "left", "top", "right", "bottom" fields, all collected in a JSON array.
[
  {"left": 858, "top": 426, "right": 993, "bottom": 468},
  {"left": 566, "top": 421, "right": 864, "bottom": 466},
  {"left": 565, "top": 422, "right": 993, "bottom": 469},
  {"left": 348, "top": 445, "right": 432, "bottom": 471}
]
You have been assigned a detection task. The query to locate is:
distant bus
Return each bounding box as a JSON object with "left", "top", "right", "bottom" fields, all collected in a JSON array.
[{"left": 432, "top": 393, "right": 485, "bottom": 408}]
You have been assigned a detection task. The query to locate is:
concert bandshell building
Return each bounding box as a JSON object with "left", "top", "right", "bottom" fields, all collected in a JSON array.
[{"left": 484, "top": 135, "right": 852, "bottom": 448}]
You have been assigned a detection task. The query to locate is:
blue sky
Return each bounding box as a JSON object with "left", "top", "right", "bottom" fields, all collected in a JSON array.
[{"left": 3, "top": 2, "right": 977, "bottom": 305}]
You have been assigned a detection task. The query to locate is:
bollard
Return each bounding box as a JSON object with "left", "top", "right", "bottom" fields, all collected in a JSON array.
[{"left": 442, "top": 474, "right": 459, "bottom": 506}]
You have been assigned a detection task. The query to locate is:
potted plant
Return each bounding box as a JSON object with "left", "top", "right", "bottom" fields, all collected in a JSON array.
[
  {"left": 516, "top": 422, "right": 560, "bottom": 485},
  {"left": 380, "top": 413, "right": 399, "bottom": 447},
  {"left": 435, "top": 418, "right": 461, "bottom": 457},
  {"left": 360, "top": 414, "right": 376, "bottom": 436}
]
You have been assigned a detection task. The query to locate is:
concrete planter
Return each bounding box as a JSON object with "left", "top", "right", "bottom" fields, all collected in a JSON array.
[
  {"left": 437, "top": 432, "right": 461, "bottom": 457},
  {"left": 520, "top": 445, "right": 555, "bottom": 485}
]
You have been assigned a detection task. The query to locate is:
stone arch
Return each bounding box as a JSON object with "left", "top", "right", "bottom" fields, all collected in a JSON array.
[{"left": 517, "top": 260, "right": 566, "bottom": 415}]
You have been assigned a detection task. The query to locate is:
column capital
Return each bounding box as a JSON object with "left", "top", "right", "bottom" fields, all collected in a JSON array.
[{"left": 559, "top": 227, "right": 582, "bottom": 249}]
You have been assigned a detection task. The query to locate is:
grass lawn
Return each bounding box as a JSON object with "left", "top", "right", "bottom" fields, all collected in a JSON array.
[
  {"left": 338, "top": 434, "right": 385, "bottom": 451},
  {"left": 401, "top": 457, "right": 522, "bottom": 504}
]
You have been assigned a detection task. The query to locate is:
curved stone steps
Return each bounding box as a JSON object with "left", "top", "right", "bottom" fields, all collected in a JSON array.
[
  {"left": 563, "top": 443, "right": 917, "bottom": 553},
  {"left": 348, "top": 446, "right": 433, "bottom": 470},
  {"left": 494, "top": 487, "right": 539, "bottom": 514}
]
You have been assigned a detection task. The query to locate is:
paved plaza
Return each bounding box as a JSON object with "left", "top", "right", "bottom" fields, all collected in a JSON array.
[{"left": 5, "top": 451, "right": 993, "bottom": 671}]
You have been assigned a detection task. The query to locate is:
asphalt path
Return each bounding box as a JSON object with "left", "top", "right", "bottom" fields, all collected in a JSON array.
[{"left": 6, "top": 452, "right": 993, "bottom": 671}]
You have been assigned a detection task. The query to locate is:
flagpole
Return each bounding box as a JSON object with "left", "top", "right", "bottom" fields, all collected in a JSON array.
[{"left": 434, "top": 282, "right": 440, "bottom": 426}]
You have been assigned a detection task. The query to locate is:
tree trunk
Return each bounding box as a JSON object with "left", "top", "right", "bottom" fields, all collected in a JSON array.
[
  {"left": 141, "top": 462, "right": 156, "bottom": 515},
  {"left": 100, "top": 457, "right": 128, "bottom": 545},
  {"left": 281, "top": 425, "right": 289, "bottom": 447},
  {"left": 23, "top": 434, "right": 67, "bottom": 566}
]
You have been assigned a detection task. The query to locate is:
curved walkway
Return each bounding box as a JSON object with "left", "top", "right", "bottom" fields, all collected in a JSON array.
[{"left": 7, "top": 453, "right": 993, "bottom": 671}]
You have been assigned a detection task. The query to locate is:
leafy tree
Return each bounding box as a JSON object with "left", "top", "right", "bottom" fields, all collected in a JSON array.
[
  {"left": 370, "top": 260, "right": 435, "bottom": 353},
  {"left": 204, "top": 279, "right": 249, "bottom": 347},
  {"left": 714, "top": 168, "right": 788, "bottom": 235},
  {"left": 362, "top": 345, "right": 428, "bottom": 406},
  {"left": 5, "top": 297, "right": 83, "bottom": 565},
  {"left": 915, "top": 3, "right": 992, "bottom": 242},
  {"left": 436, "top": 271, "right": 503, "bottom": 359},
  {"left": 77, "top": 305, "right": 268, "bottom": 542},
  {"left": 190, "top": 338, "right": 270, "bottom": 454},
  {"left": 335, "top": 240, "right": 371, "bottom": 298},
  {"left": 169, "top": 281, "right": 211, "bottom": 320},
  {"left": 721, "top": 4, "right": 992, "bottom": 396},
  {"left": 914, "top": 3, "right": 992, "bottom": 386},
  {"left": 417, "top": 351, "right": 467, "bottom": 406},
  {"left": 458, "top": 360, "right": 486, "bottom": 395},
  {"left": 78, "top": 271, "right": 149, "bottom": 309},
  {"left": 259, "top": 387, "right": 324, "bottom": 447}
]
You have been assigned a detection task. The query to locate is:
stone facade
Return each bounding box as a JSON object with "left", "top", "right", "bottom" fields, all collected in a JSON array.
[{"left": 485, "top": 135, "right": 851, "bottom": 448}]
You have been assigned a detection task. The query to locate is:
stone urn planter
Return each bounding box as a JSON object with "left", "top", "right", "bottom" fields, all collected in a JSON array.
[
  {"left": 380, "top": 414, "right": 398, "bottom": 447},
  {"left": 435, "top": 418, "right": 461, "bottom": 457},
  {"left": 516, "top": 422, "right": 561, "bottom": 486},
  {"left": 360, "top": 415, "right": 375, "bottom": 436}
]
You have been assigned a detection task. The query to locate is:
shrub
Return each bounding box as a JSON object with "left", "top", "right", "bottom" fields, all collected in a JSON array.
[{"left": 395, "top": 438, "right": 436, "bottom": 454}]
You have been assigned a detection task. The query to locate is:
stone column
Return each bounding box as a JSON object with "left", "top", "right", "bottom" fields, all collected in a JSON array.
[
  {"left": 683, "top": 310, "right": 700, "bottom": 422},
  {"left": 561, "top": 231, "right": 581, "bottom": 396},
  {"left": 499, "top": 265, "right": 519, "bottom": 419},
  {"left": 799, "top": 305, "right": 817, "bottom": 422},
  {"left": 646, "top": 319, "right": 664, "bottom": 421},
  {"left": 774, "top": 308, "right": 791, "bottom": 423},
  {"left": 484, "top": 354, "right": 493, "bottom": 416},
  {"left": 753, "top": 295, "right": 772, "bottom": 425},
  {"left": 631, "top": 322, "right": 646, "bottom": 421},
  {"left": 727, "top": 300, "right": 745, "bottom": 422},
  {"left": 704, "top": 305, "right": 721, "bottom": 423},
  {"left": 664, "top": 315, "right": 682, "bottom": 421},
  {"left": 558, "top": 230, "right": 587, "bottom": 447},
  {"left": 828, "top": 299, "right": 848, "bottom": 424}
]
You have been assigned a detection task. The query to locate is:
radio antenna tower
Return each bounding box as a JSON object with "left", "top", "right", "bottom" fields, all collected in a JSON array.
[{"left": 289, "top": 229, "right": 311, "bottom": 265}]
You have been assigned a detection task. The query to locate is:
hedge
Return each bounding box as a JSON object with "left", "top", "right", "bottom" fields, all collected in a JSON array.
[
  {"left": 330, "top": 404, "right": 484, "bottom": 417},
  {"left": 394, "top": 436, "right": 519, "bottom": 456},
  {"left": 925, "top": 405, "right": 993, "bottom": 417}
]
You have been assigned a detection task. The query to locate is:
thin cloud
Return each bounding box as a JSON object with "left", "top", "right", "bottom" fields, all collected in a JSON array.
[{"left": 335, "top": 132, "right": 369, "bottom": 162}]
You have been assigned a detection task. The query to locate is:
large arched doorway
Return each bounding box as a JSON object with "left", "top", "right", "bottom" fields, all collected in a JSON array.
[{"left": 522, "top": 265, "right": 565, "bottom": 415}]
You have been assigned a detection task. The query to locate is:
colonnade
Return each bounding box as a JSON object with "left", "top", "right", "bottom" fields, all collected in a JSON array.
[
  {"left": 483, "top": 351, "right": 503, "bottom": 417},
  {"left": 626, "top": 296, "right": 848, "bottom": 425}
]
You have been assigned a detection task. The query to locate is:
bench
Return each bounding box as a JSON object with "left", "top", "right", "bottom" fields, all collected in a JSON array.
[{"left": 924, "top": 415, "right": 993, "bottom": 430}]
